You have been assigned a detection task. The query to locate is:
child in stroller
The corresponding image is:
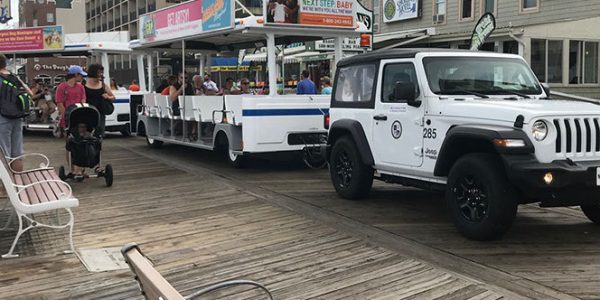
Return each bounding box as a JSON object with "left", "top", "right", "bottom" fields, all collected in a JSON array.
[{"left": 58, "top": 103, "right": 113, "bottom": 187}]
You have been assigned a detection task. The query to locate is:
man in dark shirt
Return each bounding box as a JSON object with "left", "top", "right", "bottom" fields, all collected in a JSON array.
[{"left": 296, "top": 70, "right": 317, "bottom": 95}]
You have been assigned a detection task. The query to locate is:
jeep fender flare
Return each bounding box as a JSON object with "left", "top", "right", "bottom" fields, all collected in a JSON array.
[
  {"left": 327, "top": 119, "right": 374, "bottom": 166},
  {"left": 434, "top": 126, "right": 534, "bottom": 177}
]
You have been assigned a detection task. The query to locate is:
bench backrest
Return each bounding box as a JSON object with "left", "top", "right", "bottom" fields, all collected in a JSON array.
[
  {"left": 122, "top": 244, "right": 184, "bottom": 300},
  {"left": 156, "top": 96, "right": 171, "bottom": 118},
  {"left": 0, "top": 149, "right": 21, "bottom": 210}
]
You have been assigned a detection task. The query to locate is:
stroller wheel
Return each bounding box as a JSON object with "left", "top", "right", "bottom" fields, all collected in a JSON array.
[
  {"left": 59, "top": 166, "right": 67, "bottom": 181},
  {"left": 104, "top": 164, "right": 113, "bottom": 187}
]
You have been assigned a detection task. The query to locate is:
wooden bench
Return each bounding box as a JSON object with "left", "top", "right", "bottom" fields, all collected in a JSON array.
[
  {"left": 0, "top": 149, "right": 78, "bottom": 258},
  {"left": 121, "top": 243, "right": 273, "bottom": 300}
]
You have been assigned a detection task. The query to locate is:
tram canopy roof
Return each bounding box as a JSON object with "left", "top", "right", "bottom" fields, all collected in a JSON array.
[{"left": 130, "top": 16, "right": 366, "bottom": 52}]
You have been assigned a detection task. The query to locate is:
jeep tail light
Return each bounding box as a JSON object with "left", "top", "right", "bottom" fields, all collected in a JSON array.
[{"left": 324, "top": 114, "right": 330, "bottom": 130}]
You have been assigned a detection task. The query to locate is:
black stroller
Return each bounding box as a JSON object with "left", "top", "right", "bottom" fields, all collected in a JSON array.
[{"left": 58, "top": 104, "right": 113, "bottom": 187}]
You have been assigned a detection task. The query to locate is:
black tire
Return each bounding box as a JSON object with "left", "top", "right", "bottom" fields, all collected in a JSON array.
[
  {"left": 225, "top": 147, "right": 245, "bottom": 168},
  {"left": 59, "top": 166, "right": 67, "bottom": 181},
  {"left": 446, "top": 153, "right": 518, "bottom": 241},
  {"left": 104, "top": 164, "right": 113, "bottom": 187},
  {"left": 581, "top": 204, "right": 600, "bottom": 224},
  {"left": 146, "top": 136, "right": 163, "bottom": 148},
  {"left": 120, "top": 126, "right": 131, "bottom": 137},
  {"left": 329, "top": 136, "right": 373, "bottom": 200}
]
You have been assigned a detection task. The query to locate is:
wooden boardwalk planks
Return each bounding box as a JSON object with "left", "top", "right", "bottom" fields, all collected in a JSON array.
[{"left": 0, "top": 136, "right": 504, "bottom": 300}]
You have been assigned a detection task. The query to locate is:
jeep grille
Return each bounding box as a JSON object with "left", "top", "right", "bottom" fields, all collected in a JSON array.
[{"left": 553, "top": 118, "right": 600, "bottom": 156}]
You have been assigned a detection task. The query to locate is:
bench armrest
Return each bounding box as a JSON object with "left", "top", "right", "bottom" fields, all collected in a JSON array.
[
  {"left": 15, "top": 180, "right": 73, "bottom": 200},
  {"left": 7, "top": 153, "right": 51, "bottom": 173},
  {"left": 183, "top": 280, "right": 273, "bottom": 300}
]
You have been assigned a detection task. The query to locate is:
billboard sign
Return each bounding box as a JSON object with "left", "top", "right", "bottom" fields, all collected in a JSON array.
[
  {"left": 139, "top": 0, "right": 233, "bottom": 45},
  {"left": 383, "top": 0, "right": 418, "bottom": 23},
  {"left": 264, "top": 0, "right": 355, "bottom": 28},
  {"left": 0, "top": 26, "right": 64, "bottom": 52}
]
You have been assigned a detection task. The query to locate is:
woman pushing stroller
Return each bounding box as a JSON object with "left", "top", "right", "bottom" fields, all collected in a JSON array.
[{"left": 56, "top": 65, "right": 114, "bottom": 186}]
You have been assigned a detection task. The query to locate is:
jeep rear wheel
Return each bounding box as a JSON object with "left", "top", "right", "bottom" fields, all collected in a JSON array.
[
  {"left": 329, "top": 136, "right": 373, "bottom": 200},
  {"left": 446, "top": 153, "right": 518, "bottom": 240},
  {"left": 581, "top": 204, "right": 600, "bottom": 224}
]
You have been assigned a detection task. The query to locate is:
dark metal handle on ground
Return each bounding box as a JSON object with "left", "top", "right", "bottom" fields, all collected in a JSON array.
[
  {"left": 183, "top": 279, "right": 273, "bottom": 300},
  {"left": 302, "top": 134, "right": 328, "bottom": 169}
]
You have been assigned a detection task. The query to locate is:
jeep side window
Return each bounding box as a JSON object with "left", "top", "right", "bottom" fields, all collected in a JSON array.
[
  {"left": 334, "top": 64, "right": 376, "bottom": 103},
  {"left": 381, "top": 63, "right": 419, "bottom": 103}
]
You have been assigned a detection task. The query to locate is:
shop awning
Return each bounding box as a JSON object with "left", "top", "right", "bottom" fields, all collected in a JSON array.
[{"left": 243, "top": 46, "right": 306, "bottom": 64}]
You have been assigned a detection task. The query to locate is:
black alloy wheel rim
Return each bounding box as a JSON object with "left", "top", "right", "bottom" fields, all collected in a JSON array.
[
  {"left": 453, "top": 175, "right": 489, "bottom": 223},
  {"left": 335, "top": 150, "right": 353, "bottom": 188}
]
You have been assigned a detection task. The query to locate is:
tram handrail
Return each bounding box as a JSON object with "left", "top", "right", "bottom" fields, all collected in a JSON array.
[{"left": 212, "top": 110, "right": 237, "bottom": 125}]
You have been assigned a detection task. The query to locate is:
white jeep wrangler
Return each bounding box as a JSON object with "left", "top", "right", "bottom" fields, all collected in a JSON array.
[{"left": 326, "top": 49, "right": 600, "bottom": 240}]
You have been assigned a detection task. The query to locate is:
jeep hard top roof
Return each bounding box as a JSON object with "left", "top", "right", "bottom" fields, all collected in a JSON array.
[{"left": 337, "top": 48, "right": 480, "bottom": 67}]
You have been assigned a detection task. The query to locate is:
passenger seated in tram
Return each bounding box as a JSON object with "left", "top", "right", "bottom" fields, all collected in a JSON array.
[
  {"left": 203, "top": 74, "right": 219, "bottom": 95},
  {"left": 192, "top": 75, "right": 205, "bottom": 95},
  {"left": 239, "top": 78, "right": 254, "bottom": 95},
  {"left": 219, "top": 77, "right": 240, "bottom": 95}
]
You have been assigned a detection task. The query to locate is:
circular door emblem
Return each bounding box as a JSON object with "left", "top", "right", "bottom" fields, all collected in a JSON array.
[
  {"left": 391, "top": 121, "right": 402, "bottom": 139},
  {"left": 384, "top": 0, "right": 396, "bottom": 21}
]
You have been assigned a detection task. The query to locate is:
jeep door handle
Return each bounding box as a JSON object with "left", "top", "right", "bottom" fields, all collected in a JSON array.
[{"left": 373, "top": 114, "right": 388, "bottom": 121}]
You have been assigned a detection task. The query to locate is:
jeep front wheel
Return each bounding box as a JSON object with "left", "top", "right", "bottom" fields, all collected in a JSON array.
[
  {"left": 581, "top": 204, "right": 600, "bottom": 224},
  {"left": 329, "top": 136, "right": 373, "bottom": 200},
  {"left": 446, "top": 153, "right": 518, "bottom": 240}
]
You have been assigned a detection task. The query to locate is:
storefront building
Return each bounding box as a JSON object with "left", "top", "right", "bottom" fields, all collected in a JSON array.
[{"left": 376, "top": 0, "right": 600, "bottom": 98}]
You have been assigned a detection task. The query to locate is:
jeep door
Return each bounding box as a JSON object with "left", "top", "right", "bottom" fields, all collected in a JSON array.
[{"left": 372, "top": 60, "right": 425, "bottom": 169}]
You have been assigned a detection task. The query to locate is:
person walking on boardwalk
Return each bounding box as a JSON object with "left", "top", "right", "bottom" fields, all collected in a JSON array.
[
  {"left": 0, "top": 53, "right": 33, "bottom": 174},
  {"left": 296, "top": 70, "right": 317, "bottom": 95},
  {"left": 85, "top": 63, "right": 115, "bottom": 138}
]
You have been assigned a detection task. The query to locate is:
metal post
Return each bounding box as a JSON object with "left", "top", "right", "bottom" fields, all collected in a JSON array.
[
  {"left": 198, "top": 53, "right": 204, "bottom": 75},
  {"left": 266, "top": 33, "right": 277, "bottom": 96},
  {"left": 281, "top": 45, "right": 285, "bottom": 95},
  {"left": 12, "top": 54, "right": 17, "bottom": 74},
  {"left": 136, "top": 54, "right": 147, "bottom": 91},
  {"left": 101, "top": 52, "right": 111, "bottom": 86},
  {"left": 181, "top": 40, "right": 186, "bottom": 139},
  {"left": 334, "top": 36, "right": 343, "bottom": 73},
  {"left": 146, "top": 54, "right": 153, "bottom": 92}
]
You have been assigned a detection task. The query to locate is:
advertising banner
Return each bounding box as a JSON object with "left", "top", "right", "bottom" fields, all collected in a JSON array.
[
  {"left": 470, "top": 13, "right": 495, "bottom": 51},
  {"left": 383, "top": 0, "right": 418, "bottom": 23},
  {"left": 139, "top": 0, "right": 233, "bottom": 45},
  {"left": 0, "top": 26, "right": 64, "bottom": 52},
  {"left": 264, "top": 0, "right": 355, "bottom": 28}
]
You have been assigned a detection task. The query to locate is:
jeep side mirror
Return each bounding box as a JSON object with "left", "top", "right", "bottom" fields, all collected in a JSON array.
[
  {"left": 395, "top": 81, "right": 421, "bottom": 107},
  {"left": 541, "top": 83, "right": 551, "bottom": 99}
]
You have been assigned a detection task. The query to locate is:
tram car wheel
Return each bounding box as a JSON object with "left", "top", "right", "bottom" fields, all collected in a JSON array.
[{"left": 104, "top": 164, "right": 113, "bottom": 187}]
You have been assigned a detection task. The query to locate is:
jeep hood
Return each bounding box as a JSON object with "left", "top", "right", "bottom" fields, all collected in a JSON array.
[{"left": 438, "top": 98, "right": 600, "bottom": 123}]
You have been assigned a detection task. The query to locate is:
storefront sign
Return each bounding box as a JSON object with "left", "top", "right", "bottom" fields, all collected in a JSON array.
[
  {"left": 470, "top": 13, "right": 495, "bottom": 51},
  {"left": 315, "top": 38, "right": 363, "bottom": 51},
  {"left": 264, "top": 0, "right": 355, "bottom": 28},
  {"left": 139, "top": 0, "right": 233, "bottom": 45},
  {"left": 0, "top": 26, "right": 64, "bottom": 52},
  {"left": 383, "top": 0, "right": 418, "bottom": 23}
]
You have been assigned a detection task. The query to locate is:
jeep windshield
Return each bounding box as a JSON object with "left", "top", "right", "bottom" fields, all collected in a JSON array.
[{"left": 423, "top": 57, "right": 543, "bottom": 97}]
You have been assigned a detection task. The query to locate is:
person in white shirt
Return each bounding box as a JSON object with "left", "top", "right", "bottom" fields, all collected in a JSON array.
[
  {"left": 203, "top": 74, "right": 218, "bottom": 95},
  {"left": 272, "top": 0, "right": 286, "bottom": 23}
]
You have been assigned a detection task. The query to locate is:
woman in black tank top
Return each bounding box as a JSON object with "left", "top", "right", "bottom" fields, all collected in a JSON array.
[{"left": 85, "top": 64, "right": 115, "bottom": 138}]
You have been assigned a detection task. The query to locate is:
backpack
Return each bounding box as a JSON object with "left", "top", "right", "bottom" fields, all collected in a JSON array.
[{"left": 0, "top": 74, "right": 31, "bottom": 119}]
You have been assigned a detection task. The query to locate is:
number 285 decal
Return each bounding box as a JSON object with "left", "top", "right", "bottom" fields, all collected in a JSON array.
[{"left": 423, "top": 128, "right": 437, "bottom": 139}]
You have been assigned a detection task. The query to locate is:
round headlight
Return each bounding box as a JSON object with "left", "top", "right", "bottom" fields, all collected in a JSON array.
[{"left": 532, "top": 120, "right": 548, "bottom": 141}]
